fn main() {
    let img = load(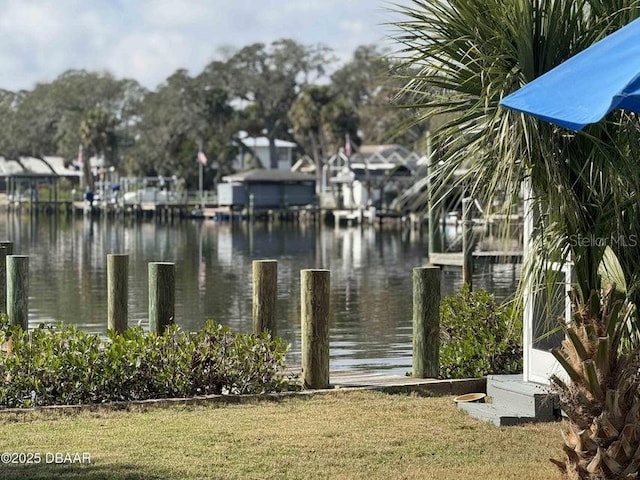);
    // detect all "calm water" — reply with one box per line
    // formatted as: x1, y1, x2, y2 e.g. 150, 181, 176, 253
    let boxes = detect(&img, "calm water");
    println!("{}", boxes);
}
1, 213, 519, 375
